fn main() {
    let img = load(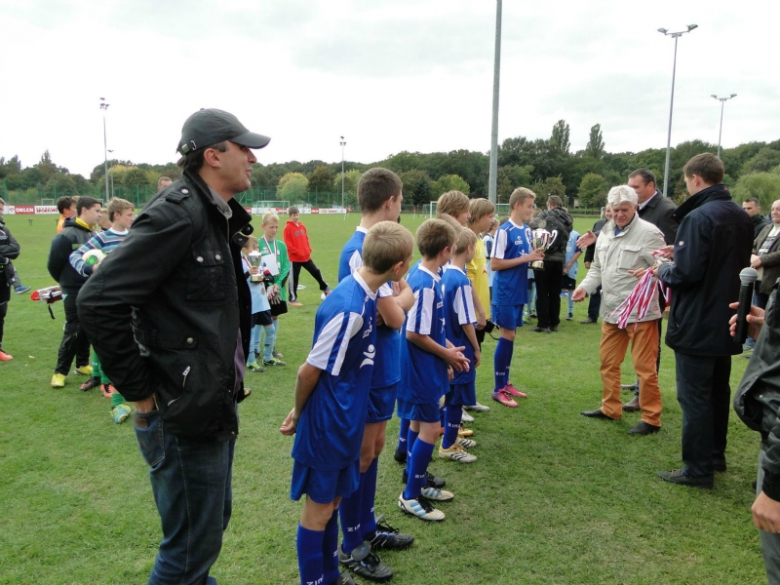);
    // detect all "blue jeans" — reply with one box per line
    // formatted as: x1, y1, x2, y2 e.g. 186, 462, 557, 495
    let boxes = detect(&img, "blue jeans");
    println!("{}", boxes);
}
135, 409, 235, 585
674, 352, 731, 479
